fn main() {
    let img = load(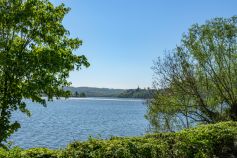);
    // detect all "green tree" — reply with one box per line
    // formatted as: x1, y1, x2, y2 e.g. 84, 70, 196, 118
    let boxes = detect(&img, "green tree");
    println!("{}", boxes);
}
74, 91, 79, 97
79, 92, 86, 97
146, 16, 237, 132
0, 0, 89, 147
